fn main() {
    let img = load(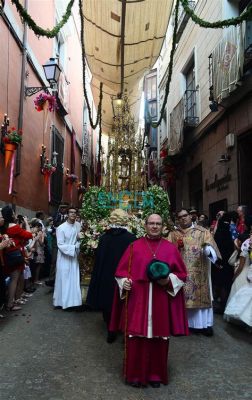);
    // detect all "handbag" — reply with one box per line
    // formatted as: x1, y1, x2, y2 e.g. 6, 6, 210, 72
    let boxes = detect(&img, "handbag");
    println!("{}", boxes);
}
146, 260, 170, 281
228, 250, 239, 267
4, 248, 25, 268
